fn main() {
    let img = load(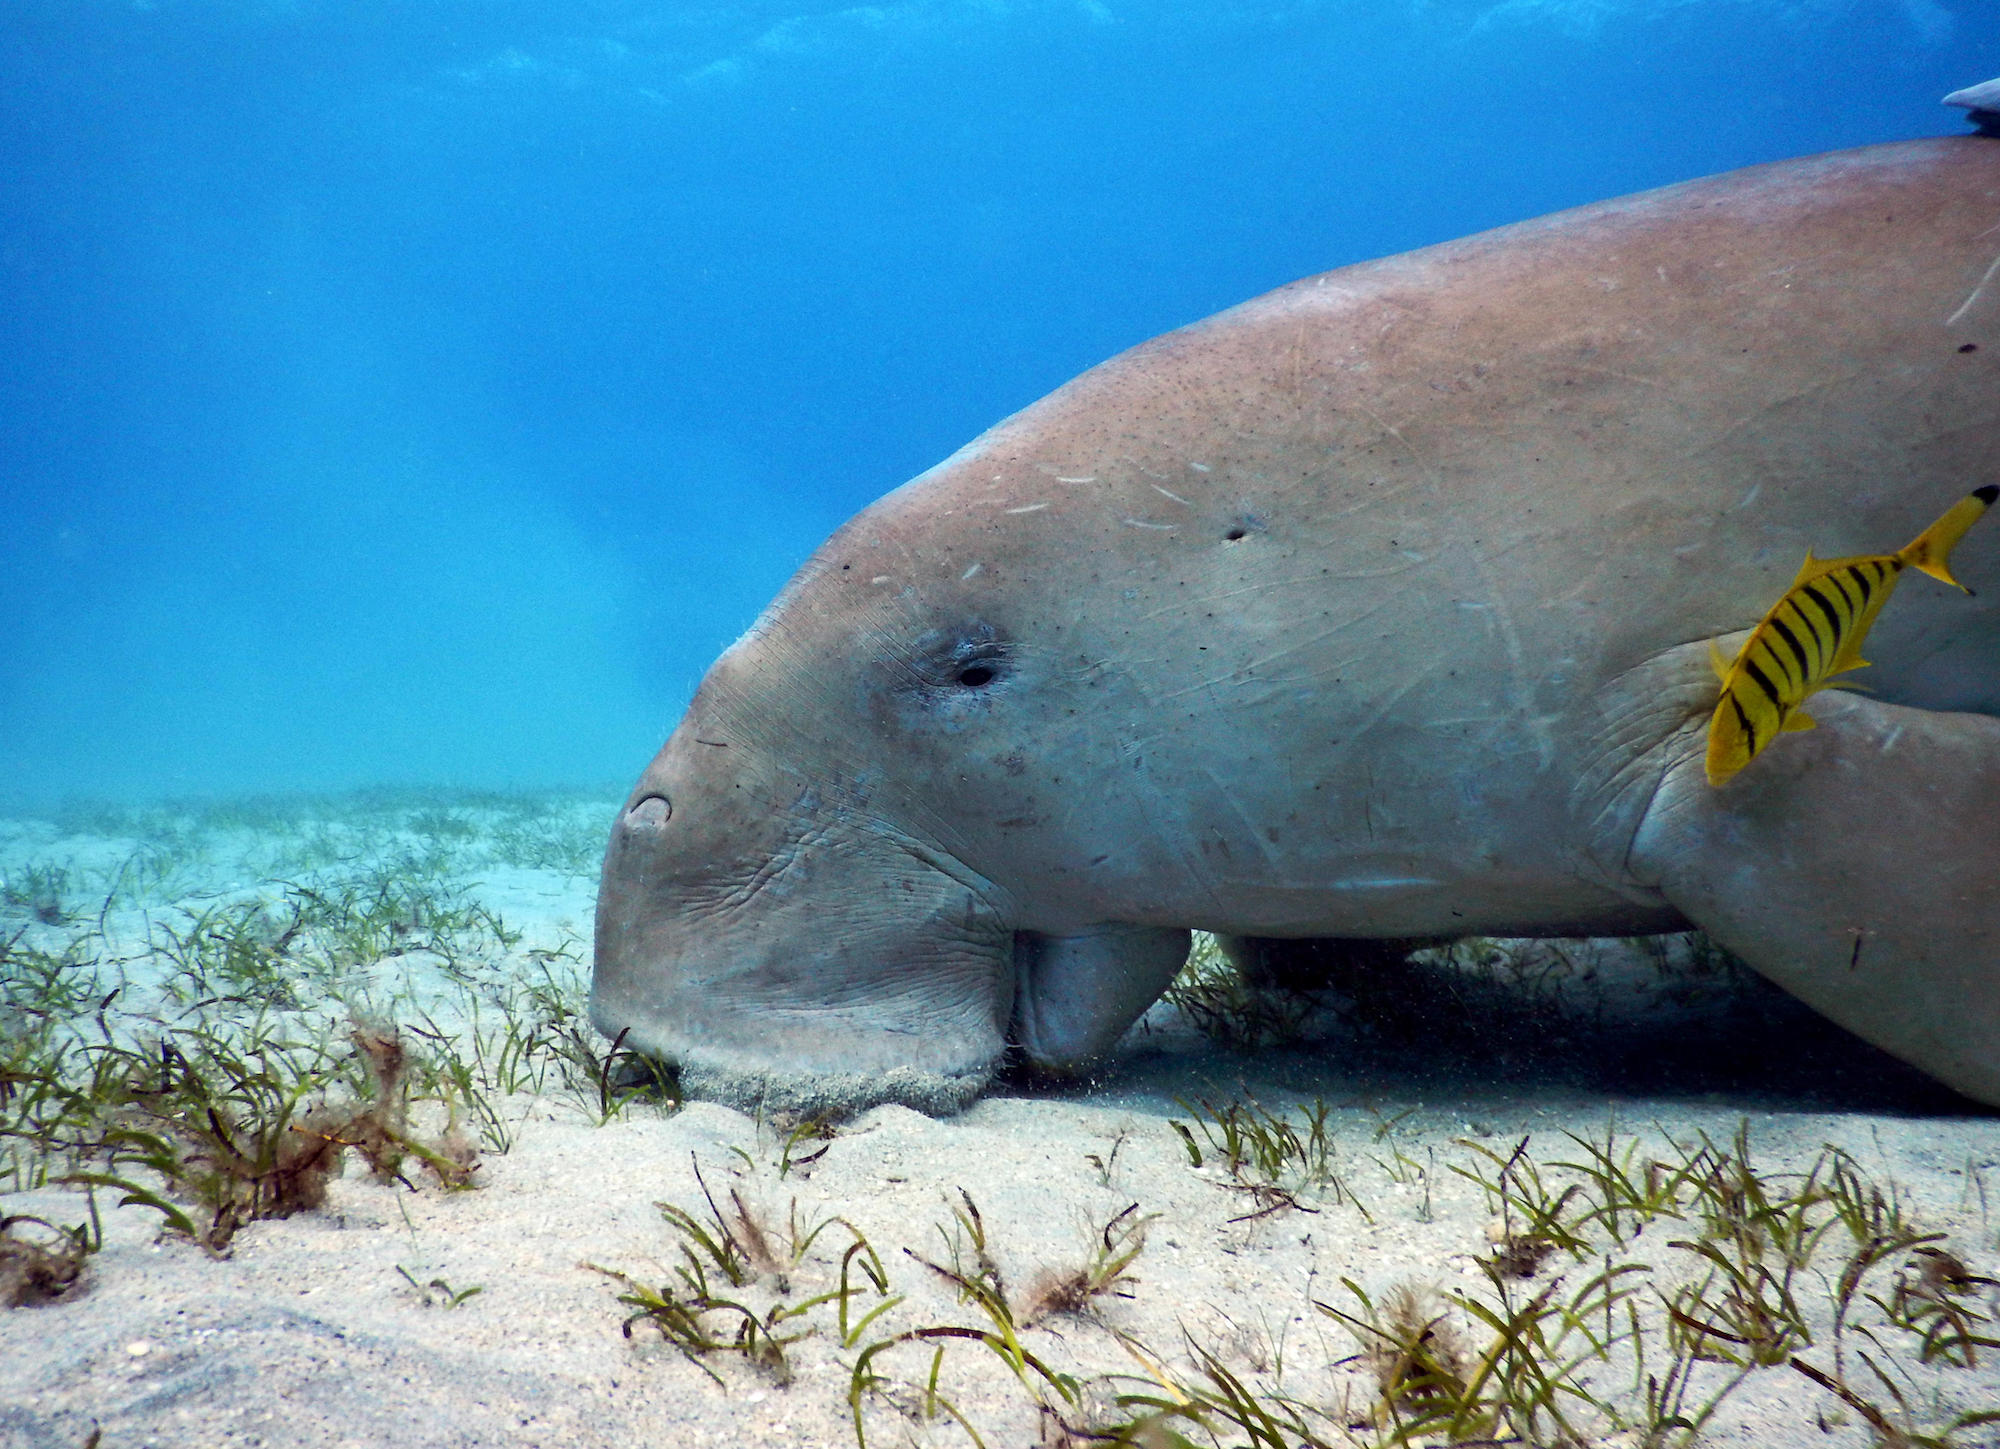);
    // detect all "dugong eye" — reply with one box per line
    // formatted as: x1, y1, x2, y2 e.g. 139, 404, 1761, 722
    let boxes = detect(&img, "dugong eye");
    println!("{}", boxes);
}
900, 622, 1013, 699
